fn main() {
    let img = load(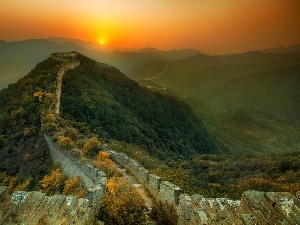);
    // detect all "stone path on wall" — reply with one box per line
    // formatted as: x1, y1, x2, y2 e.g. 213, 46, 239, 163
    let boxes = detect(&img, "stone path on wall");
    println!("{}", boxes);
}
54, 58, 80, 115
117, 166, 154, 221
107, 149, 300, 225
